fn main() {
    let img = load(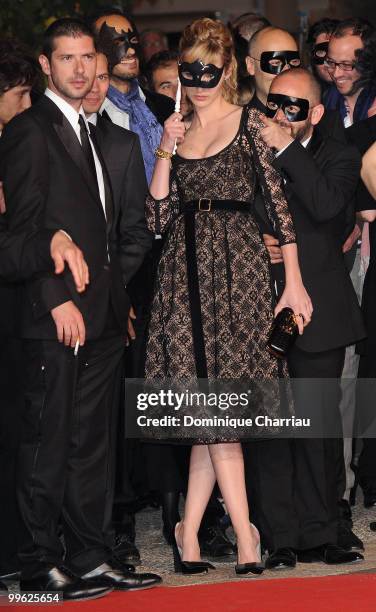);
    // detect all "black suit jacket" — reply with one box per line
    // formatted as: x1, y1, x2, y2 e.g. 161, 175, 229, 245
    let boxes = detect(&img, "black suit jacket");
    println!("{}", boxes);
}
274, 128, 366, 352
0, 95, 129, 340
142, 87, 175, 126
0, 218, 55, 282
0, 220, 56, 337
91, 114, 152, 284
346, 115, 376, 213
